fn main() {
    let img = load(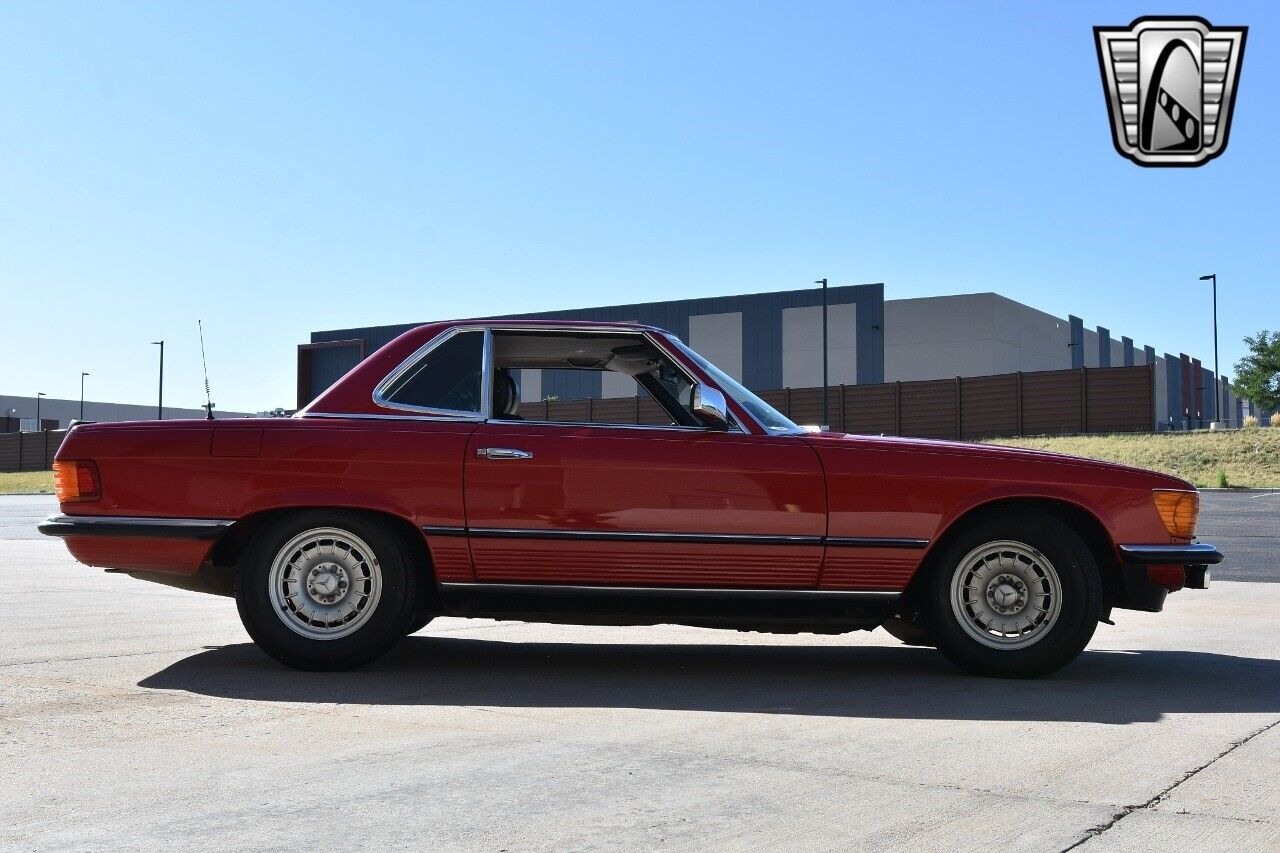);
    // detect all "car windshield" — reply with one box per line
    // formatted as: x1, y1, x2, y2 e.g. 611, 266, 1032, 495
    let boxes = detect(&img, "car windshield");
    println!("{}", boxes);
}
665, 334, 803, 434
